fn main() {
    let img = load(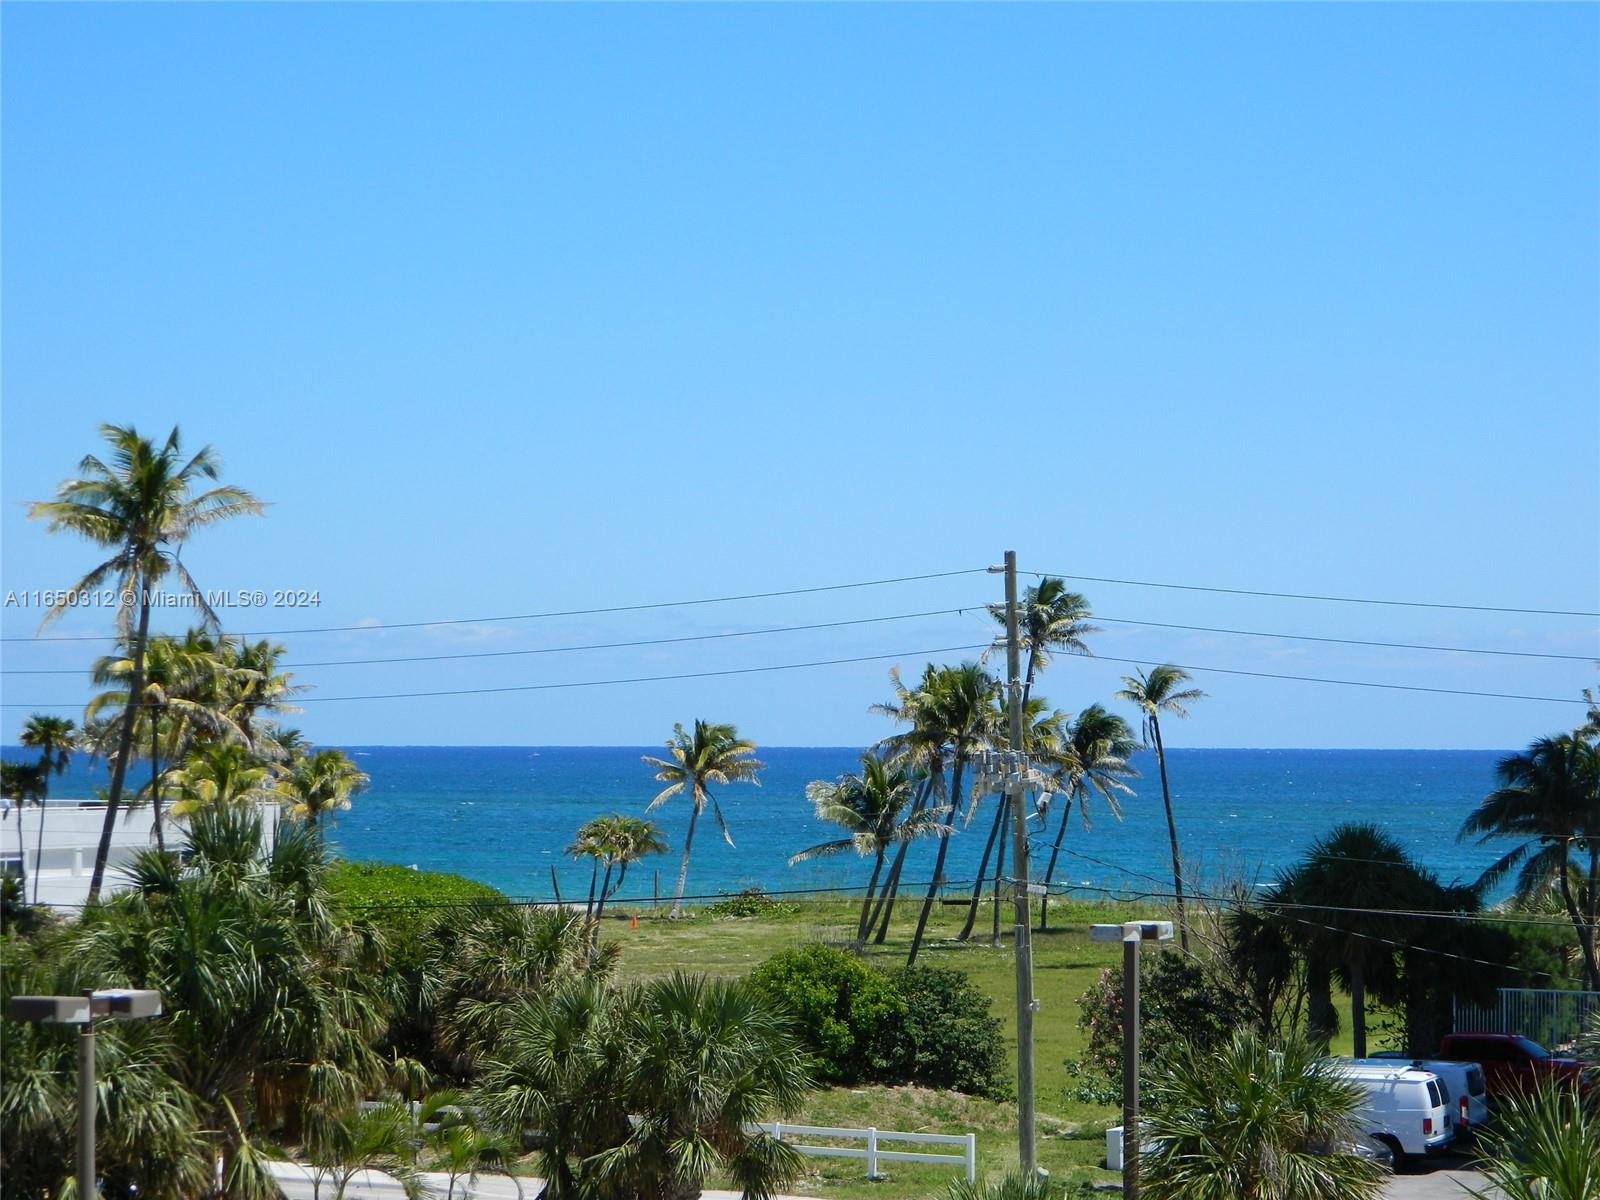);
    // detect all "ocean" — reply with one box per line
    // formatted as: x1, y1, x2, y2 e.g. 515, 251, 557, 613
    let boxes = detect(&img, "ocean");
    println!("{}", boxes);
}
4, 745, 1512, 903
